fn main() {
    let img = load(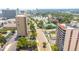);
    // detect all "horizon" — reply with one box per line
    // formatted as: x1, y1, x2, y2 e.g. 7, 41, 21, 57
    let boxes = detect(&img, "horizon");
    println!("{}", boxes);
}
1, 8, 79, 10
